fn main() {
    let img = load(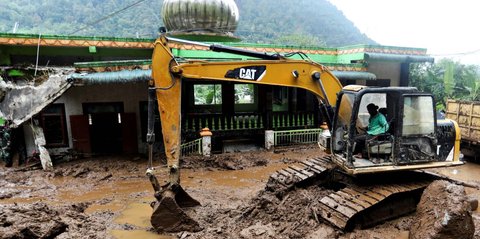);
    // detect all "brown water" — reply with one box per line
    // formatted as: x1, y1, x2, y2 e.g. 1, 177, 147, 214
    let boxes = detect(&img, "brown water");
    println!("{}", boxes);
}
108, 163, 287, 238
